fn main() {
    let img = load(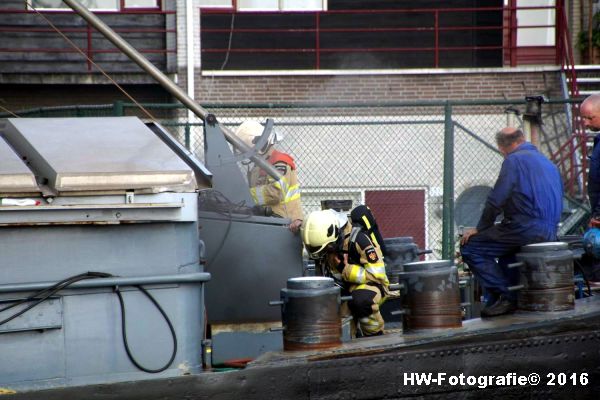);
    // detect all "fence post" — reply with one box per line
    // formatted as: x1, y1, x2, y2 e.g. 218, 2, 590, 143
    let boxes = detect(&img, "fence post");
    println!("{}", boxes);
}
113, 100, 124, 116
185, 124, 191, 150
442, 102, 455, 260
